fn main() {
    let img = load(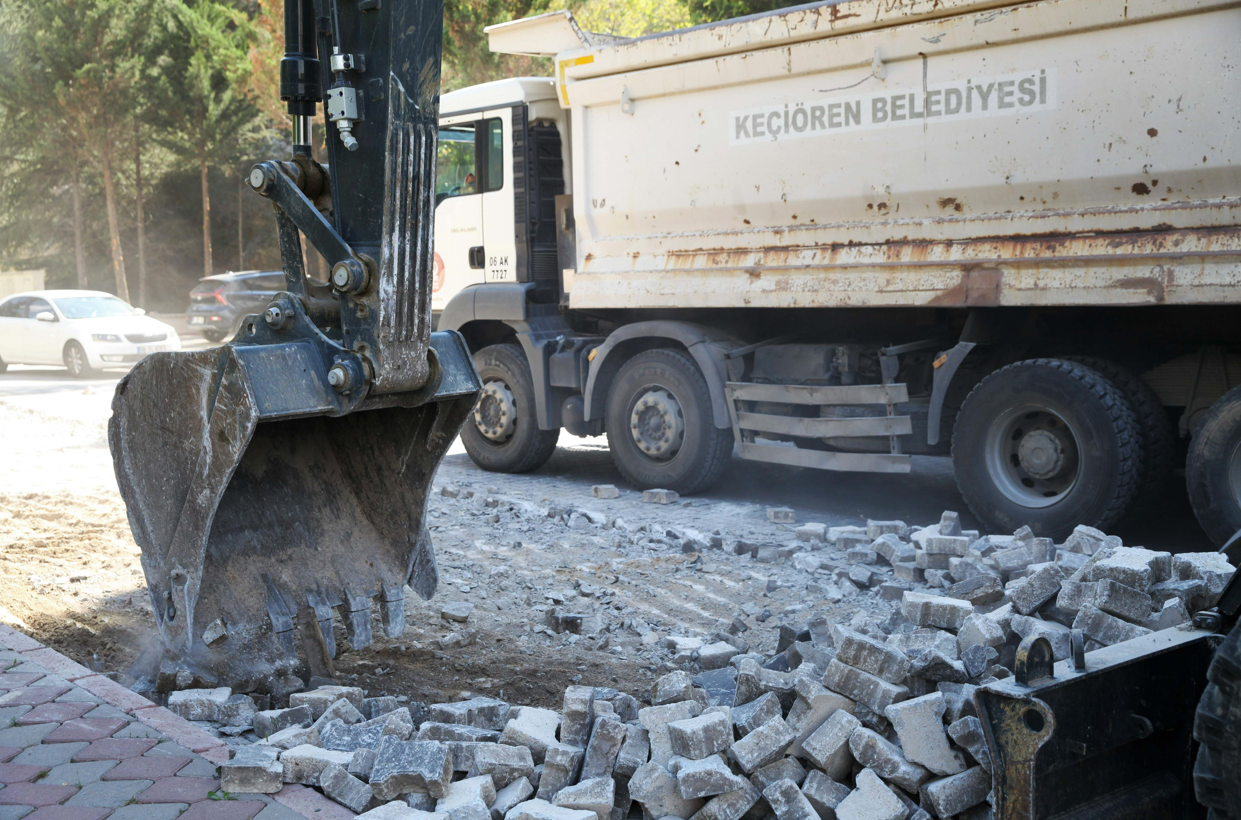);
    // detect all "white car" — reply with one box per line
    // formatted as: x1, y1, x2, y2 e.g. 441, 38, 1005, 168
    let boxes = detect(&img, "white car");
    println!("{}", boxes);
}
0, 289, 182, 378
